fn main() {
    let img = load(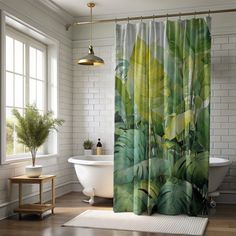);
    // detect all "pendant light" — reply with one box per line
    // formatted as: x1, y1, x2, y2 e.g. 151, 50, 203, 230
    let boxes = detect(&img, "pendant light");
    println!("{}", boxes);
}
78, 2, 104, 66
